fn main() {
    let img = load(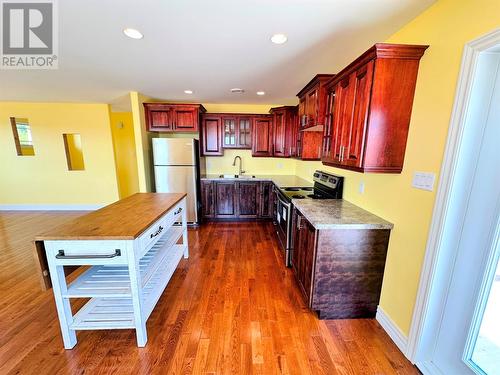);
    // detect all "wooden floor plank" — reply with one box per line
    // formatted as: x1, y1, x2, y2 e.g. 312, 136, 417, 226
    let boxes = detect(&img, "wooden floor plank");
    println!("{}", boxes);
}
0, 213, 419, 374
